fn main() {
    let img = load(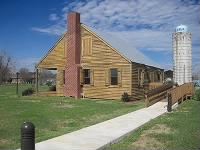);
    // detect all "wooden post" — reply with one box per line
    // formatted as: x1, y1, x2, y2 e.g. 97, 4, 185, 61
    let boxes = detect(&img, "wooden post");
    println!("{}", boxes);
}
145, 91, 149, 107
178, 97, 182, 104
167, 93, 172, 112
36, 69, 39, 96
33, 72, 36, 87
16, 72, 19, 96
